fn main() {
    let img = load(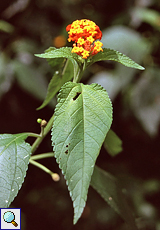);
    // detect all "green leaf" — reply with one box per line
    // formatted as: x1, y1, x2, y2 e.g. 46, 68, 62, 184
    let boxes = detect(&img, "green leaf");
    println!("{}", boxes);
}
90, 166, 138, 230
51, 82, 112, 224
37, 59, 74, 110
35, 47, 82, 81
104, 129, 123, 156
35, 47, 74, 59
13, 60, 48, 102
130, 67, 160, 136
133, 8, 160, 31
87, 48, 145, 70
0, 20, 14, 33
0, 133, 31, 208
